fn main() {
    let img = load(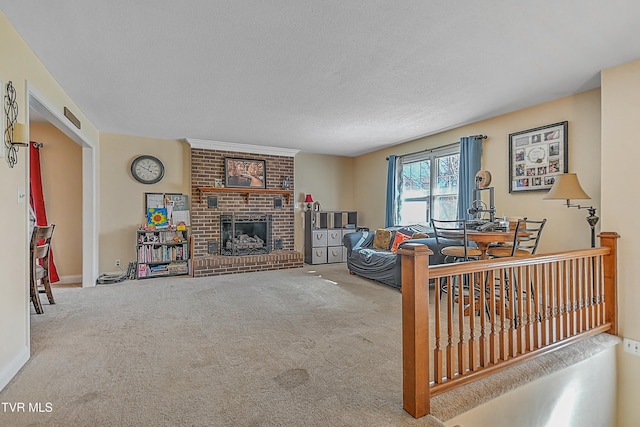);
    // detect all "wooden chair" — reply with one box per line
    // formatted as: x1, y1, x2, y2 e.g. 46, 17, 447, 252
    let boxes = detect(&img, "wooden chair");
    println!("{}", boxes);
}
30, 224, 56, 314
